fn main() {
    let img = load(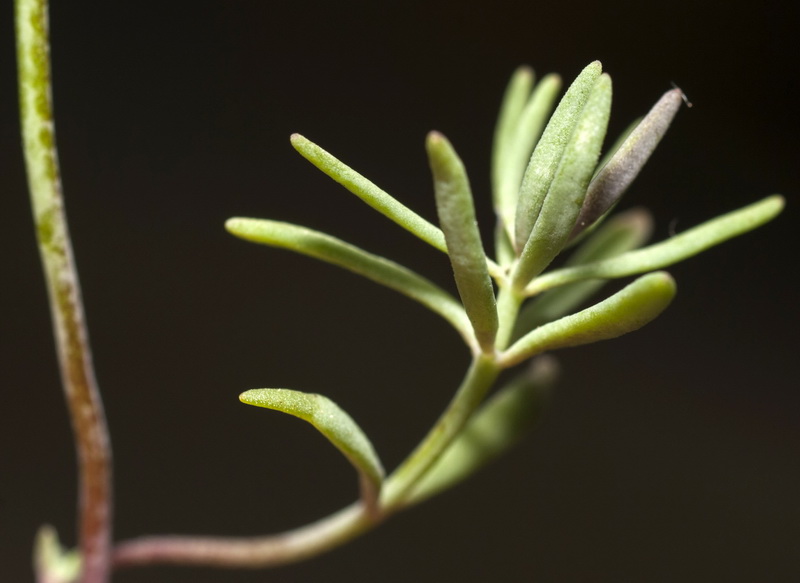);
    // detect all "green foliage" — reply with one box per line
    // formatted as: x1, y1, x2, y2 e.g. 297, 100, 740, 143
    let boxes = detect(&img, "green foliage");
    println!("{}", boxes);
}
229, 59, 784, 530
20, 12, 784, 569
